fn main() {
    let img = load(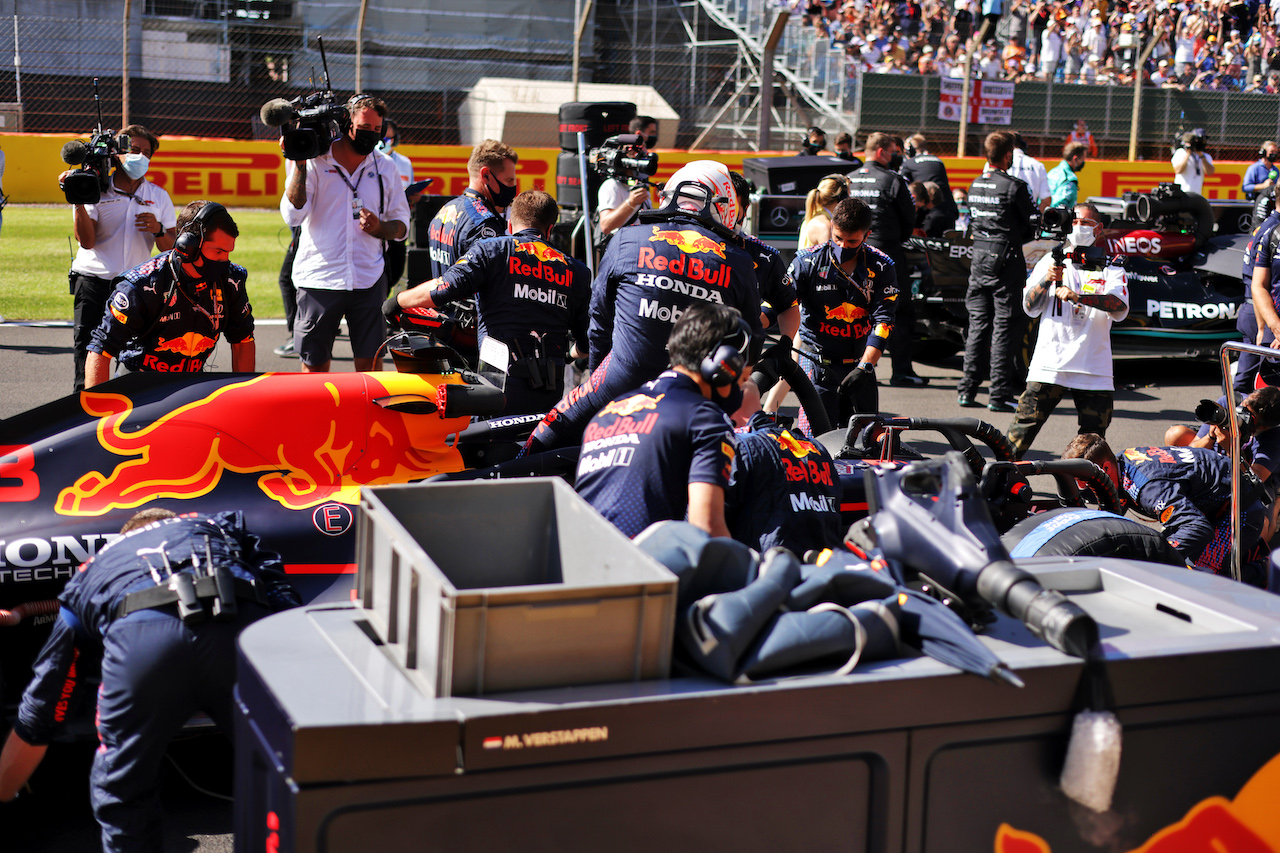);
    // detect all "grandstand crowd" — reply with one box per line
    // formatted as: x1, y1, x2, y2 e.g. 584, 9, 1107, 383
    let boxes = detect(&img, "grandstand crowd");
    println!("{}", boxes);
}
785, 0, 1280, 92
